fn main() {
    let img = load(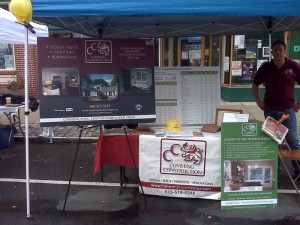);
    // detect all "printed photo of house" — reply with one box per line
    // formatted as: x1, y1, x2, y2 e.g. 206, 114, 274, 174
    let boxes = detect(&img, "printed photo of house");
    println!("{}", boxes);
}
118, 68, 153, 95
81, 74, 118, 101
